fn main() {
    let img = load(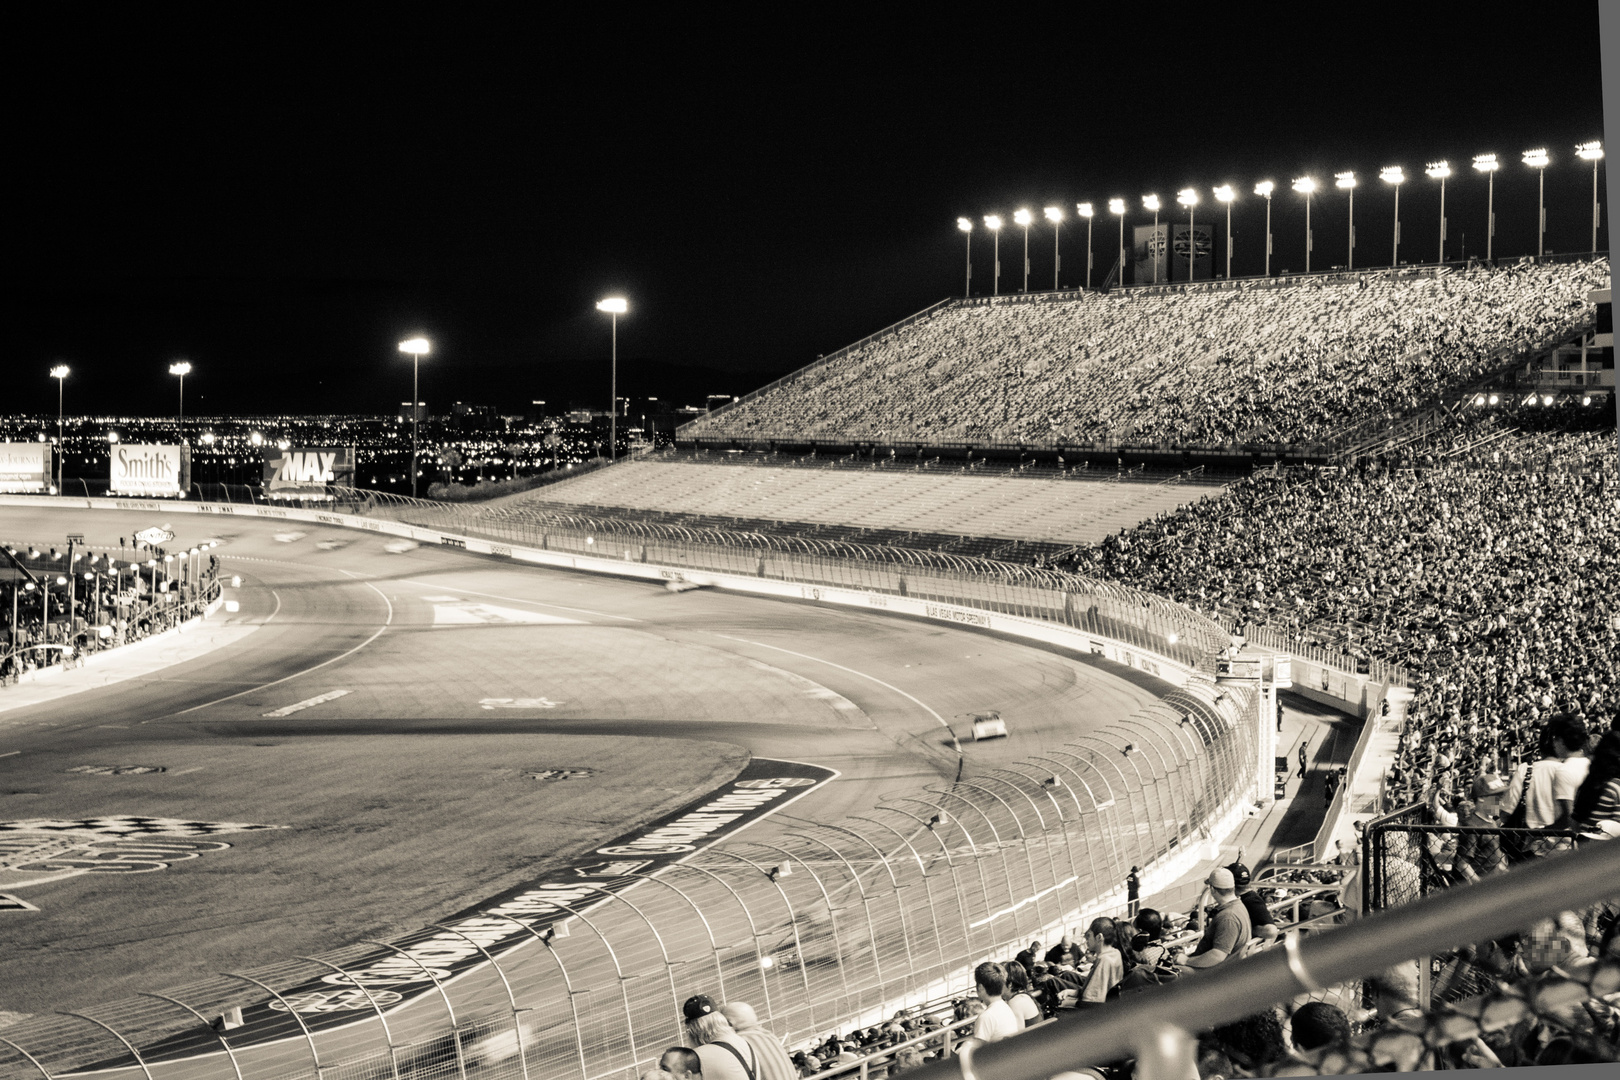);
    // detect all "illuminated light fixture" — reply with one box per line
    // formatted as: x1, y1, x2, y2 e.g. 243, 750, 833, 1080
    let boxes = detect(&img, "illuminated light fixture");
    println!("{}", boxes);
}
1076, 202, 1096, 289
249, 431, 264, 446
595, 300, 628, 461
983, 215, 1003, 295
1334, 171, 1357, 190
1488, 394, 1499, 406
1522, 147, 1549, 169
1380, 166, 1406, 267
956, 217, 973, 298
1577, 141, 1604, 252
49, 364, 69, 491
1426, 160, 1452, 263
1175, 189, 1199, 283
397, 337, 431, 495
1292, 177, 1317, 272
1013, 208, 1034, 292
1254, 181, 1275, 275
1522, 148, 1551, 255
1473, 154, 1500, 260
1142, 195, 1162, 283
1044, 206, 1064, 290
1108, 200, 1126, 290
1541, 394, 1554, 406
1474, 394, 1486, 406
1582, 395, 1592, 406
107, 431, 119, 443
